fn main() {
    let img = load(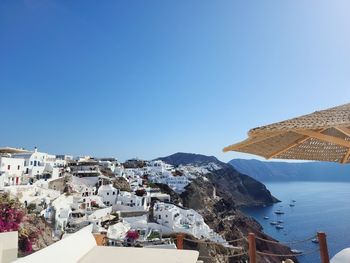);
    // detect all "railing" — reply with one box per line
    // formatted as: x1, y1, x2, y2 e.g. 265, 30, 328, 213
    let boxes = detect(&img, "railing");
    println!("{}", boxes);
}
175, 231, 330, 263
